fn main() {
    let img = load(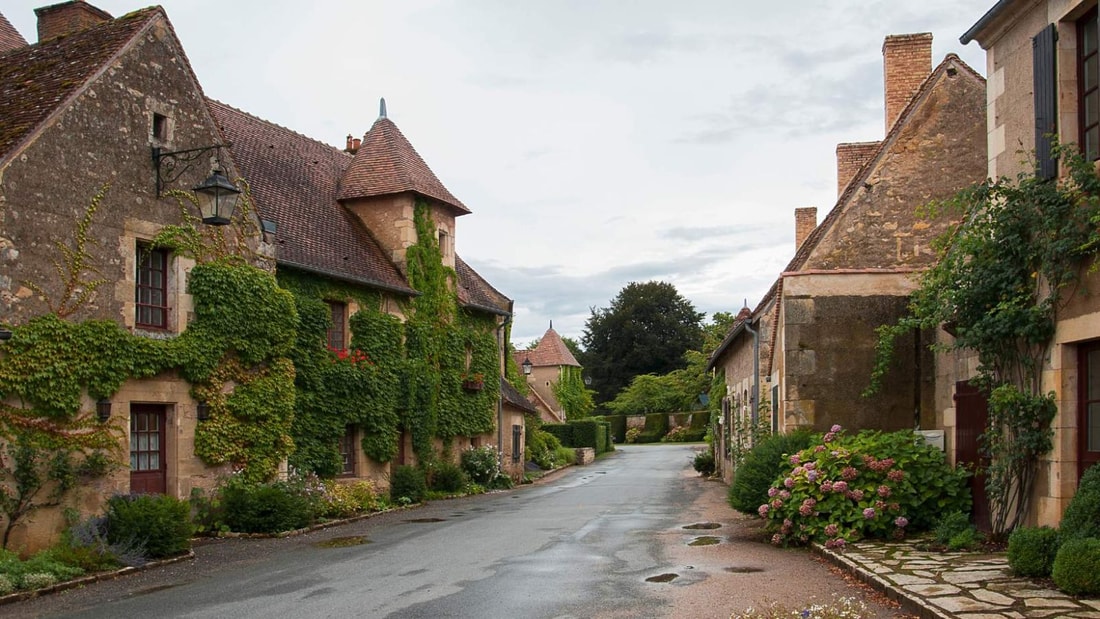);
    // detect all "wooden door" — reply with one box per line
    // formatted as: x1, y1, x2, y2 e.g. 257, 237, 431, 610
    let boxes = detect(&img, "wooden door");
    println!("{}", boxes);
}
130, 404, 166, 495
954, 381, 991, 531
1079, 342, 1100, 479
